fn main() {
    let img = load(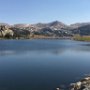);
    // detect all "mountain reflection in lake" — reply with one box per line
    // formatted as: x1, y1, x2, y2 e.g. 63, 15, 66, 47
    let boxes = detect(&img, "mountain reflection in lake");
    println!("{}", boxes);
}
0, 40, 90, 90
